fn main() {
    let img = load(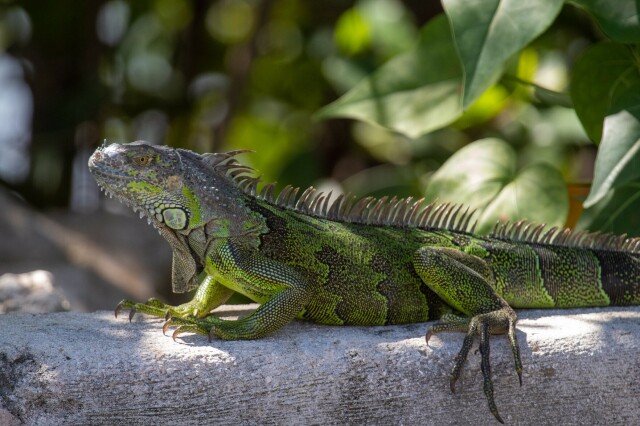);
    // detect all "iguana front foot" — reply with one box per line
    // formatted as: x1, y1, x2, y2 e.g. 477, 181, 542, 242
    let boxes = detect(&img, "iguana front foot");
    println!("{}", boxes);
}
114, 276, 235, 322
426, 307, 522, 424
114, 297, 213, 321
